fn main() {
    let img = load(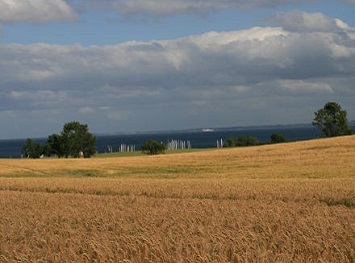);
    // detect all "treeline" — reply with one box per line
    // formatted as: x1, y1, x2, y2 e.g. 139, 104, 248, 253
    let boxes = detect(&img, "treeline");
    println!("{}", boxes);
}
223, 133, 286, 148
21, 101, 353, 158
22, 121, 96, 159
225, 101, 354, 148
